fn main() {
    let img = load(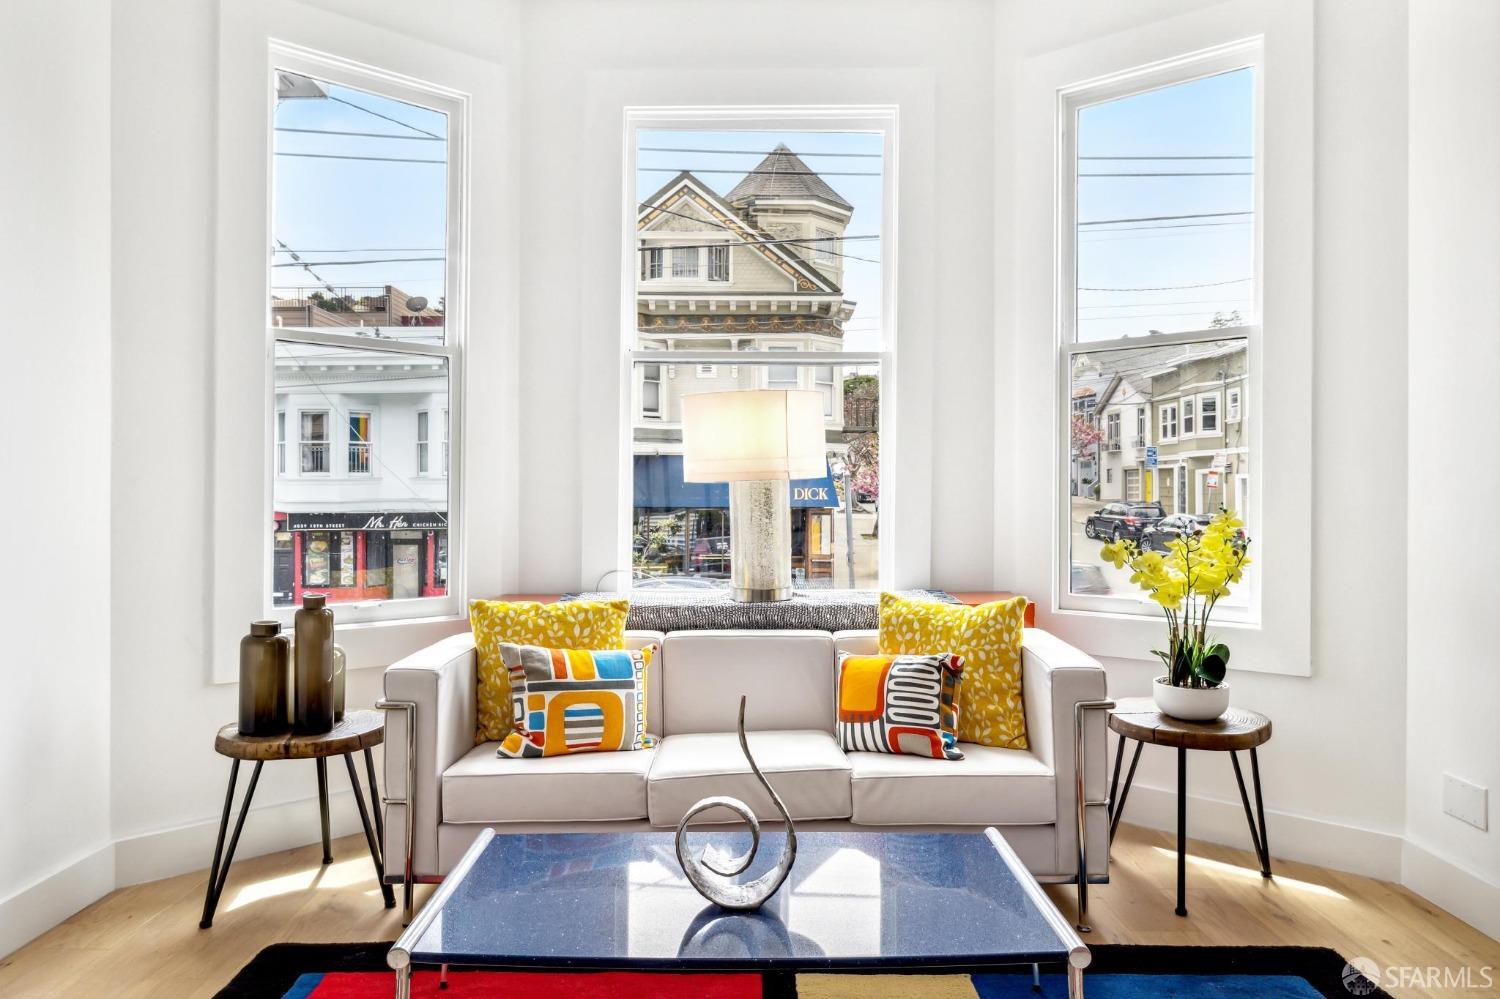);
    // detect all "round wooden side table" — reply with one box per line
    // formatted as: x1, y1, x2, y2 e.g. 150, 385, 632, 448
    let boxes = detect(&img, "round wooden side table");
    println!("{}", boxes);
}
1107, 697, 1273, 918
200, 709, 394, 928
